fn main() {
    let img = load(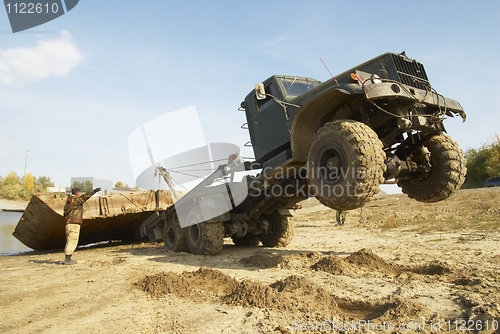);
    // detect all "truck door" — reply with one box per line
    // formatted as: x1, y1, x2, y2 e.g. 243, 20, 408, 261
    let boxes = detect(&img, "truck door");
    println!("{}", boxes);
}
251, 81, 291, 163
